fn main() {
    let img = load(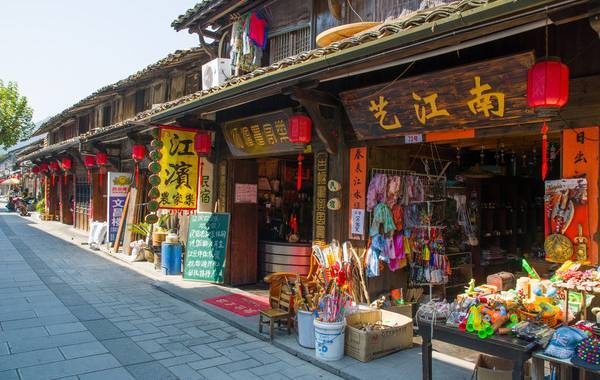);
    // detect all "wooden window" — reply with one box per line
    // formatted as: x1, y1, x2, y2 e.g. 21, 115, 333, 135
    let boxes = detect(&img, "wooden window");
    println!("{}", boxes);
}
134, 89, 146, 114
78, 114, 90, 135
102, 105, 112, 127
268, 26, 311, 64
